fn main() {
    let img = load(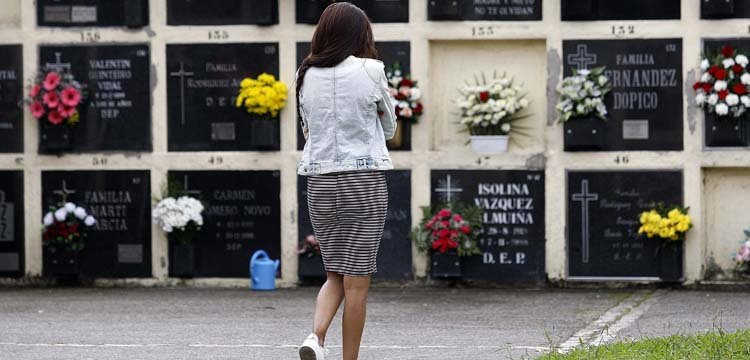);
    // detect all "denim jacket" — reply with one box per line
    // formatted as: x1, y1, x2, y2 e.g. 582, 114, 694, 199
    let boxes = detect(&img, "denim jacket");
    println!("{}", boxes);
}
297, 55, 397, 175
